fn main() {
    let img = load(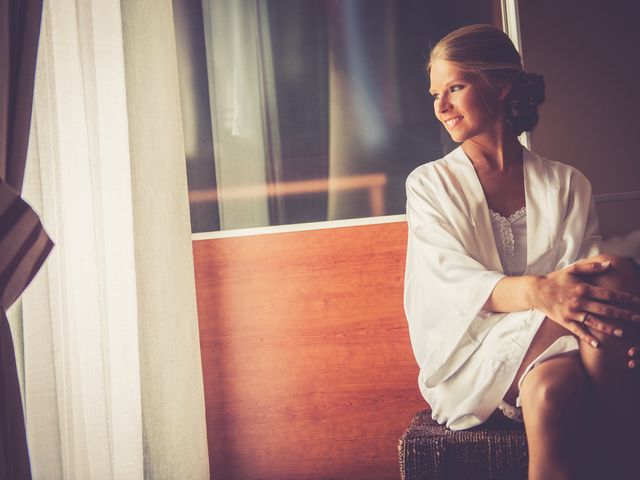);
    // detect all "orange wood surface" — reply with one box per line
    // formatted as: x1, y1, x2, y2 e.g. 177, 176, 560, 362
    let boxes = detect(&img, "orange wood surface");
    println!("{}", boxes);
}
193, 221, 427, 479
